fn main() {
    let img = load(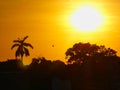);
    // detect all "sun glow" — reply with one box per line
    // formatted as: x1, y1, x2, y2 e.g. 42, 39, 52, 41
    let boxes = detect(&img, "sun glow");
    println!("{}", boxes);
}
70, 5, 104, 32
